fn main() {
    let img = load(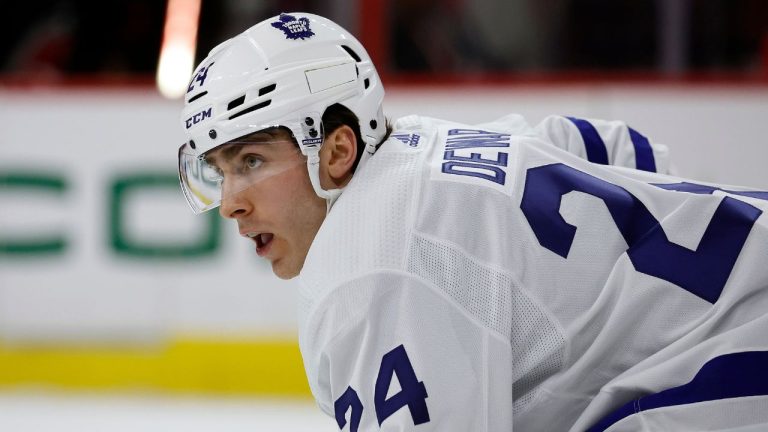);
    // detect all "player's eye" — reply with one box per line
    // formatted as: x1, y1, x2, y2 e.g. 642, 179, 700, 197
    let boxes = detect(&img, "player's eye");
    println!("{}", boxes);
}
243, 155, 263, 171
